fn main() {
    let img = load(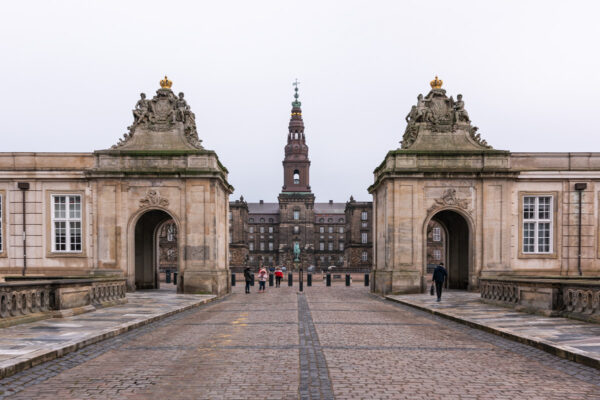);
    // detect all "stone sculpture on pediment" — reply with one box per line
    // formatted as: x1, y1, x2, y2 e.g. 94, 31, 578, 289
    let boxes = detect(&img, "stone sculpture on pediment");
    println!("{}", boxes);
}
111, 77, 204, 150
400, 76, 494, 151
